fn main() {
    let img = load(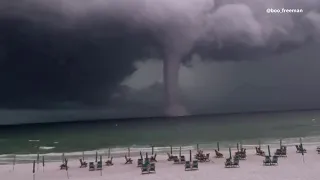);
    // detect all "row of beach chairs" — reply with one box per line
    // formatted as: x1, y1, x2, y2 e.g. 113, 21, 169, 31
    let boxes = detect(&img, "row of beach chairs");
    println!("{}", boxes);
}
225, 157, 239, 168
185, 161, 198, 171
263, 156, 278, 166
235, 148, 247, 160
141, 163, 156, 174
